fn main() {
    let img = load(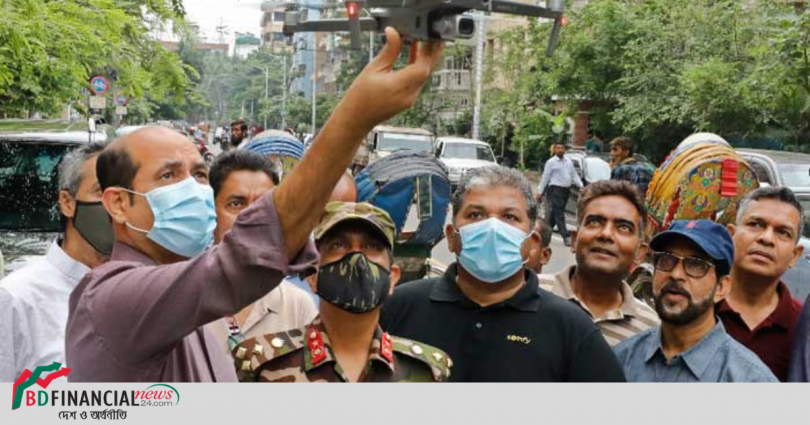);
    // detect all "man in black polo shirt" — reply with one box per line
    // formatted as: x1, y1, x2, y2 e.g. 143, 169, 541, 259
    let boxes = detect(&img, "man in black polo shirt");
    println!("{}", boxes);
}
381, 166, 626, 382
